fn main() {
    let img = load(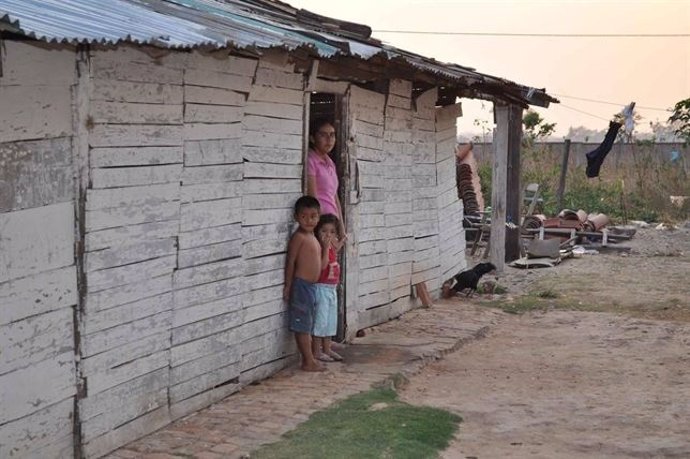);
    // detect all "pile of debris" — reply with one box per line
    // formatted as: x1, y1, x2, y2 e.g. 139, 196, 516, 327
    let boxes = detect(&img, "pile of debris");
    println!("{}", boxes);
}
511, 209, 636, 268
